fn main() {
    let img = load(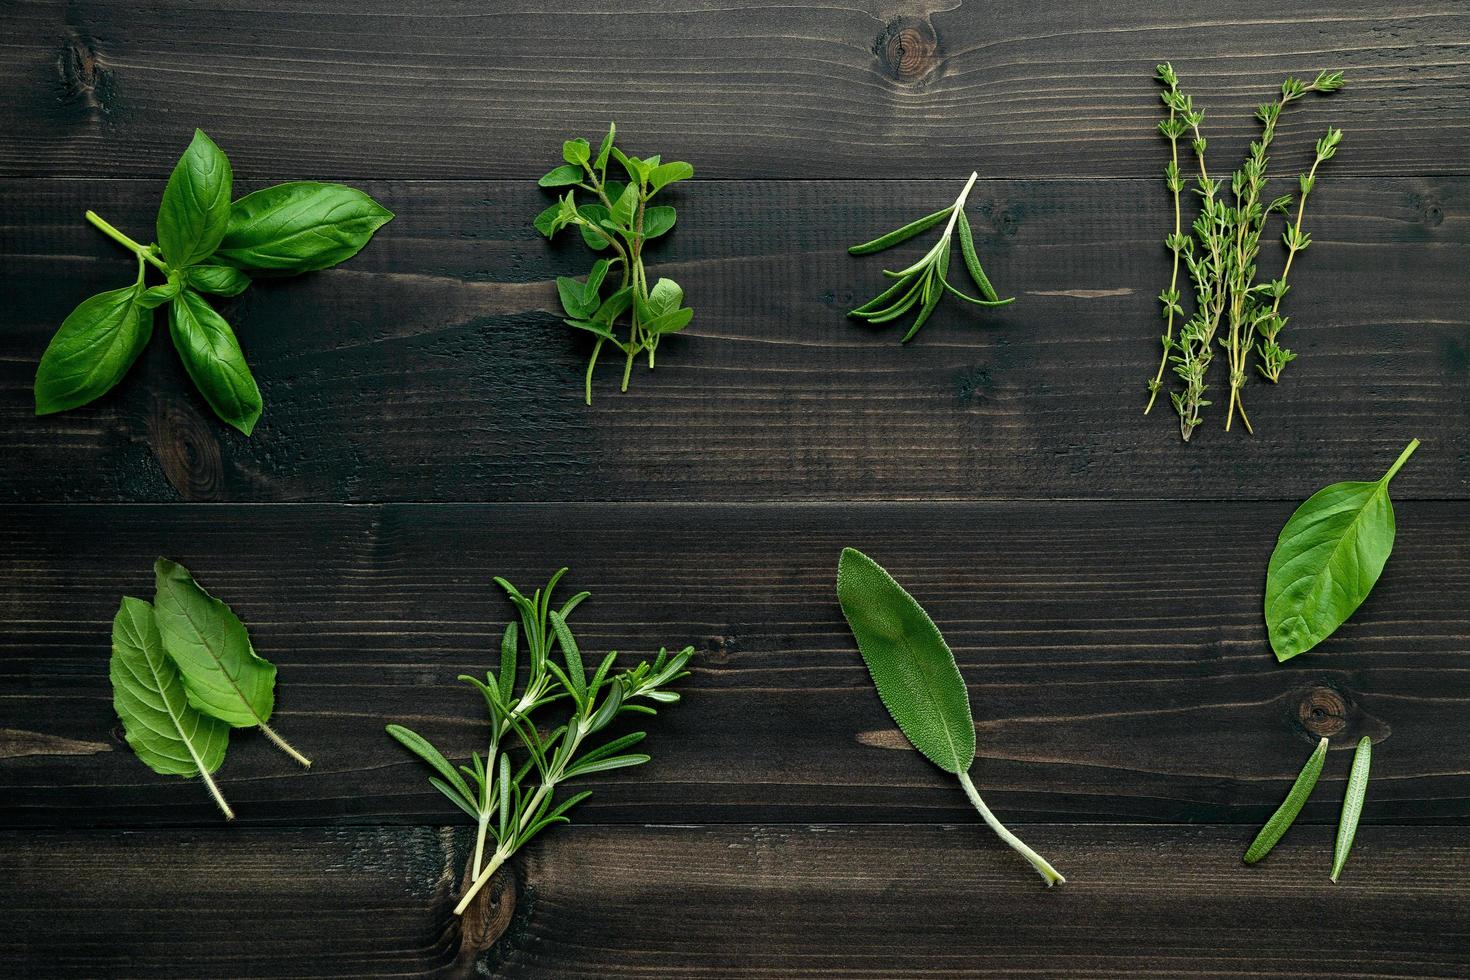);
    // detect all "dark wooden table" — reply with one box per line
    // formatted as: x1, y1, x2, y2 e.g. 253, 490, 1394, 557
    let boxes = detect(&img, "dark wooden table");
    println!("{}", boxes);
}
3, 2, 1468, 976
